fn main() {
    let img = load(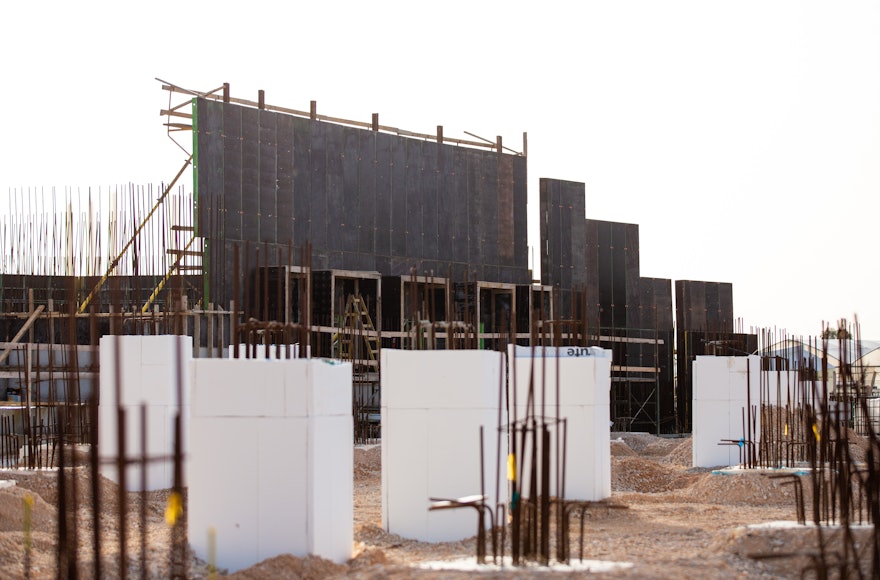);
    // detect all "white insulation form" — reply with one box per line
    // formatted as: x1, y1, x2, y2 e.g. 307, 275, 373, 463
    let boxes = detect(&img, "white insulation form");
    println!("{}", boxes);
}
509, 345, 612, 501
187, 358, 353, 573
381, 349, 507, 543
692, 355, 761, 468
98, 334, 190, 492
